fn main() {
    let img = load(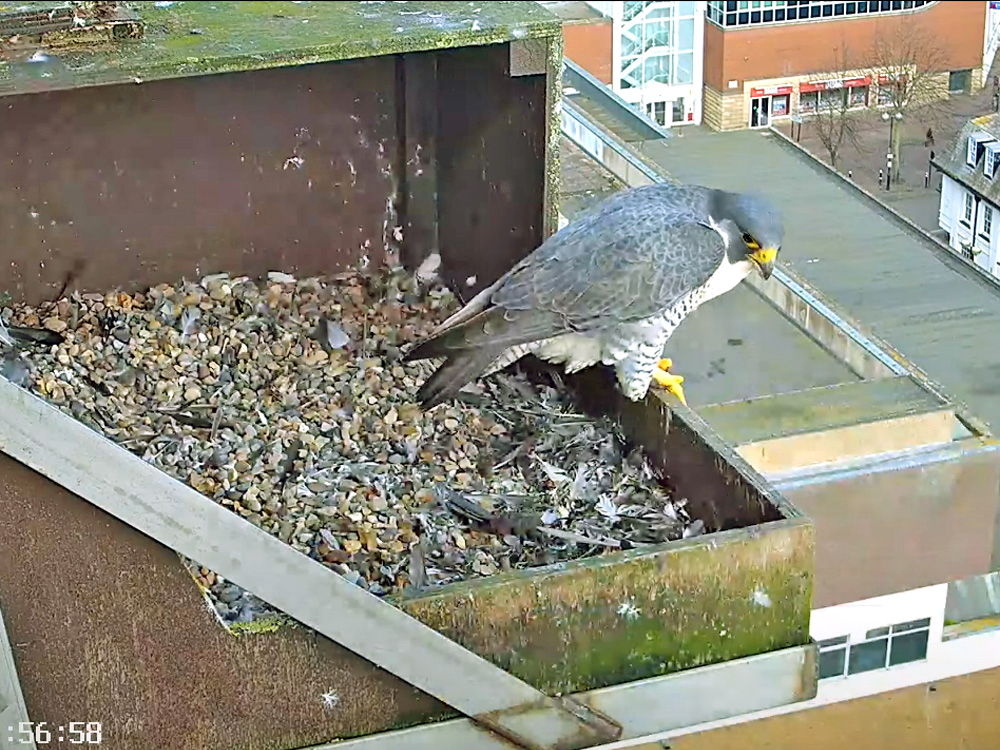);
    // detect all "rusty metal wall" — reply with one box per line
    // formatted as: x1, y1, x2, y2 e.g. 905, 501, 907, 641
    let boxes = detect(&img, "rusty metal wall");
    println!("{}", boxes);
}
0, 43, 548, 306
1, 57, 397, 304
782, 450, 1000, 609
0, 40, 553, 750
435, 44, 547, 297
